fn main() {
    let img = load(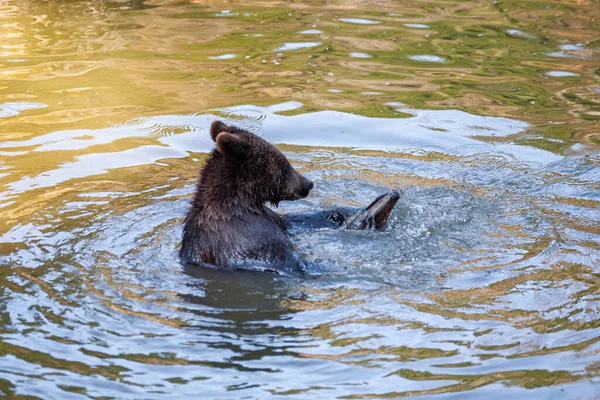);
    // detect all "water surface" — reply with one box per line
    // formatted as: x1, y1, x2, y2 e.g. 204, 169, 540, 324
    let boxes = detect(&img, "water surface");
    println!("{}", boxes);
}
0, 0, 599, 398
